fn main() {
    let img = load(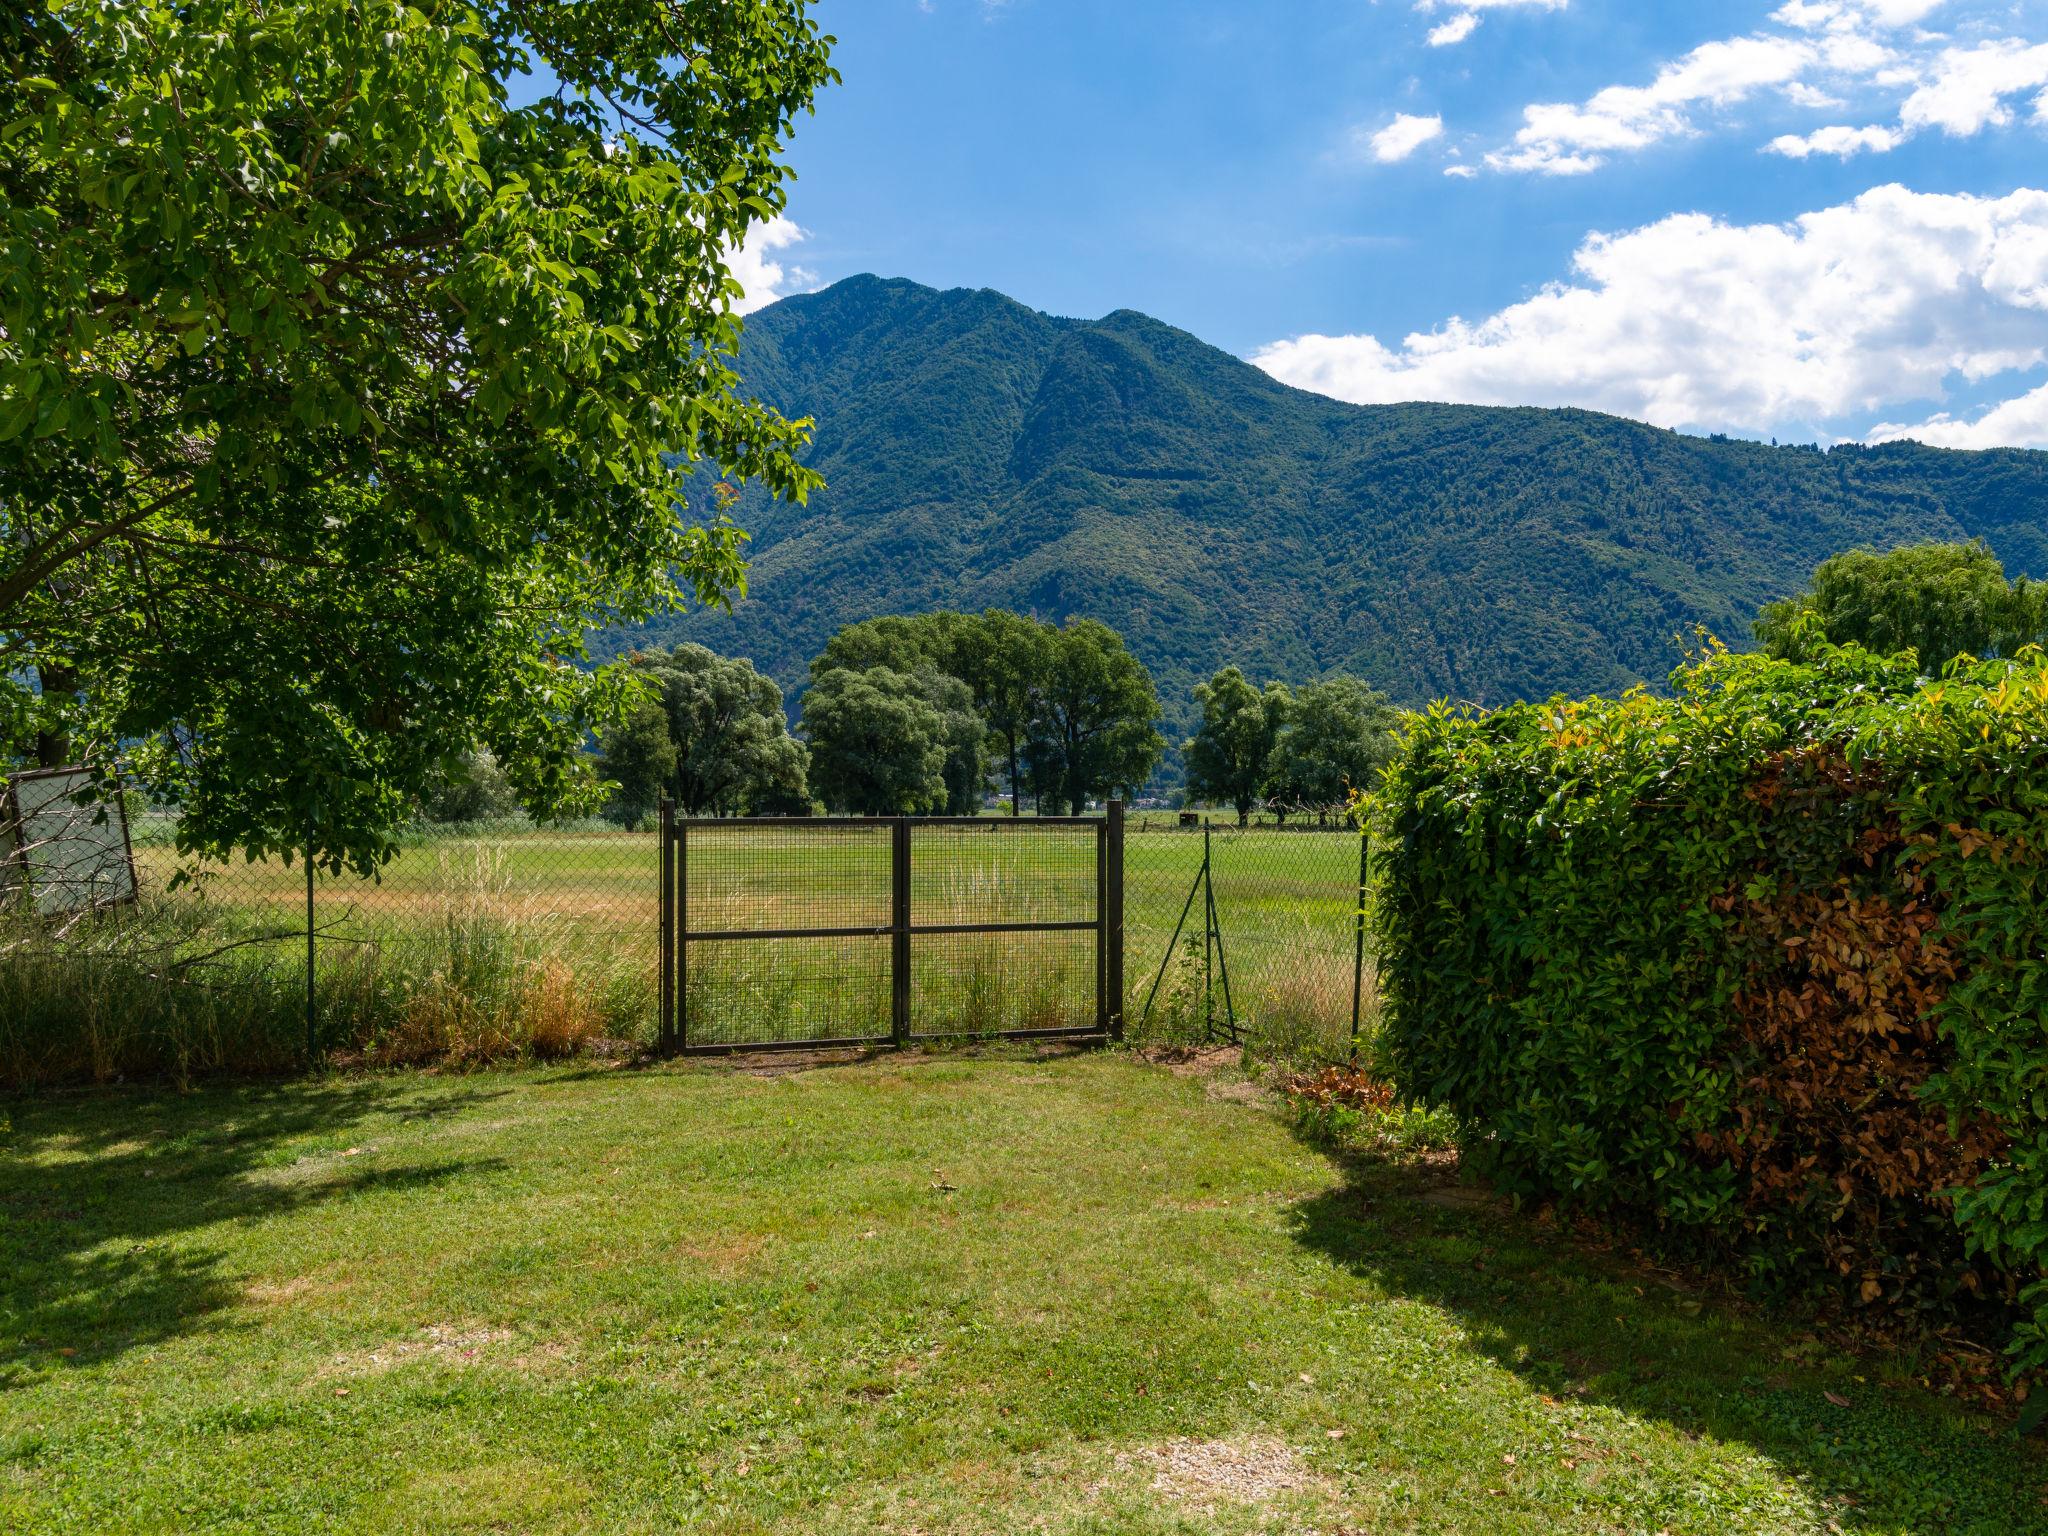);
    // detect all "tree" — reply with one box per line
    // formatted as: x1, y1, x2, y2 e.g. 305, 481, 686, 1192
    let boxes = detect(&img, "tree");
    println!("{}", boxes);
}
1266, 675, 1400, 821
623, 644, 808, 816
595, 698, 677, 828
1030, 621, 1164, 815
419, 748, 524, 825
945, 609, 1053, 816
0, 1, 836, 872
1184, 667, 1290, 826
1755, 541, 2047, 668
800, 667, 948, 815
919, 670, 991, 815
